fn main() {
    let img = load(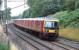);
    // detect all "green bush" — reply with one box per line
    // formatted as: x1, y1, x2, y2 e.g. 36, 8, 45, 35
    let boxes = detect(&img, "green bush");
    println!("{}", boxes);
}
53, 9, 79, 28
0, 42, 9, 50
